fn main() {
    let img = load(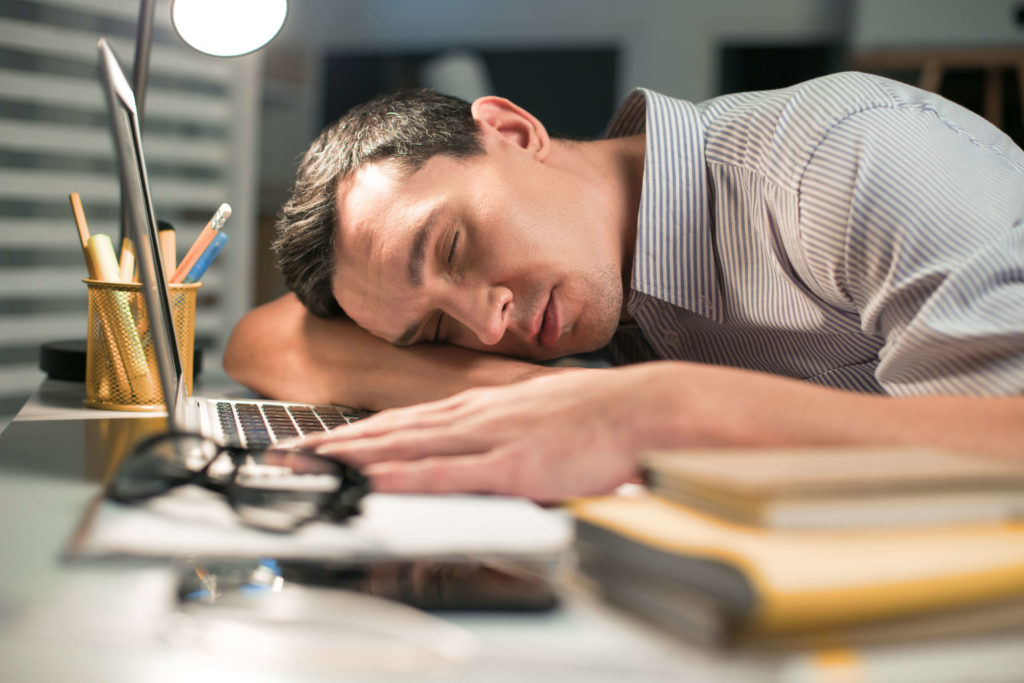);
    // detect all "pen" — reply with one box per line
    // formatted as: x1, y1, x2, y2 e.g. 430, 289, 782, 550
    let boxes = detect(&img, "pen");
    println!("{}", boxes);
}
183, 231, 229, 283
171, 203, 231, 283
